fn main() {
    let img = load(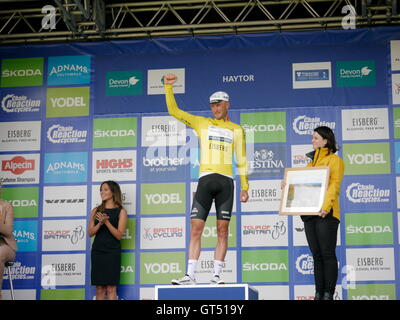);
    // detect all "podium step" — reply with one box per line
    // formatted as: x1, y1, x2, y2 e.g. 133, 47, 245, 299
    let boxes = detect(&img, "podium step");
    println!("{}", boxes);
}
155, 284, 258, 300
